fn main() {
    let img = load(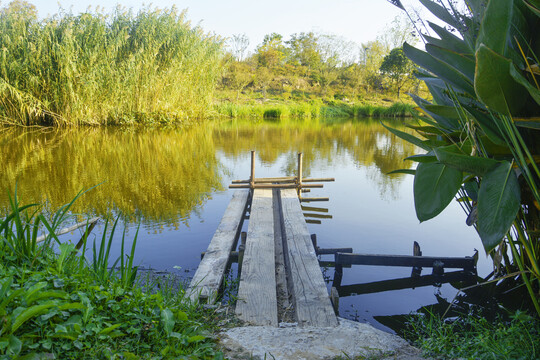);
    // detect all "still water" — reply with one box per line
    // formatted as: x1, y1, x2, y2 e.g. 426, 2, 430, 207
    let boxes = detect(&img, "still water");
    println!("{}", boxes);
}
0, 118, 489, 332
